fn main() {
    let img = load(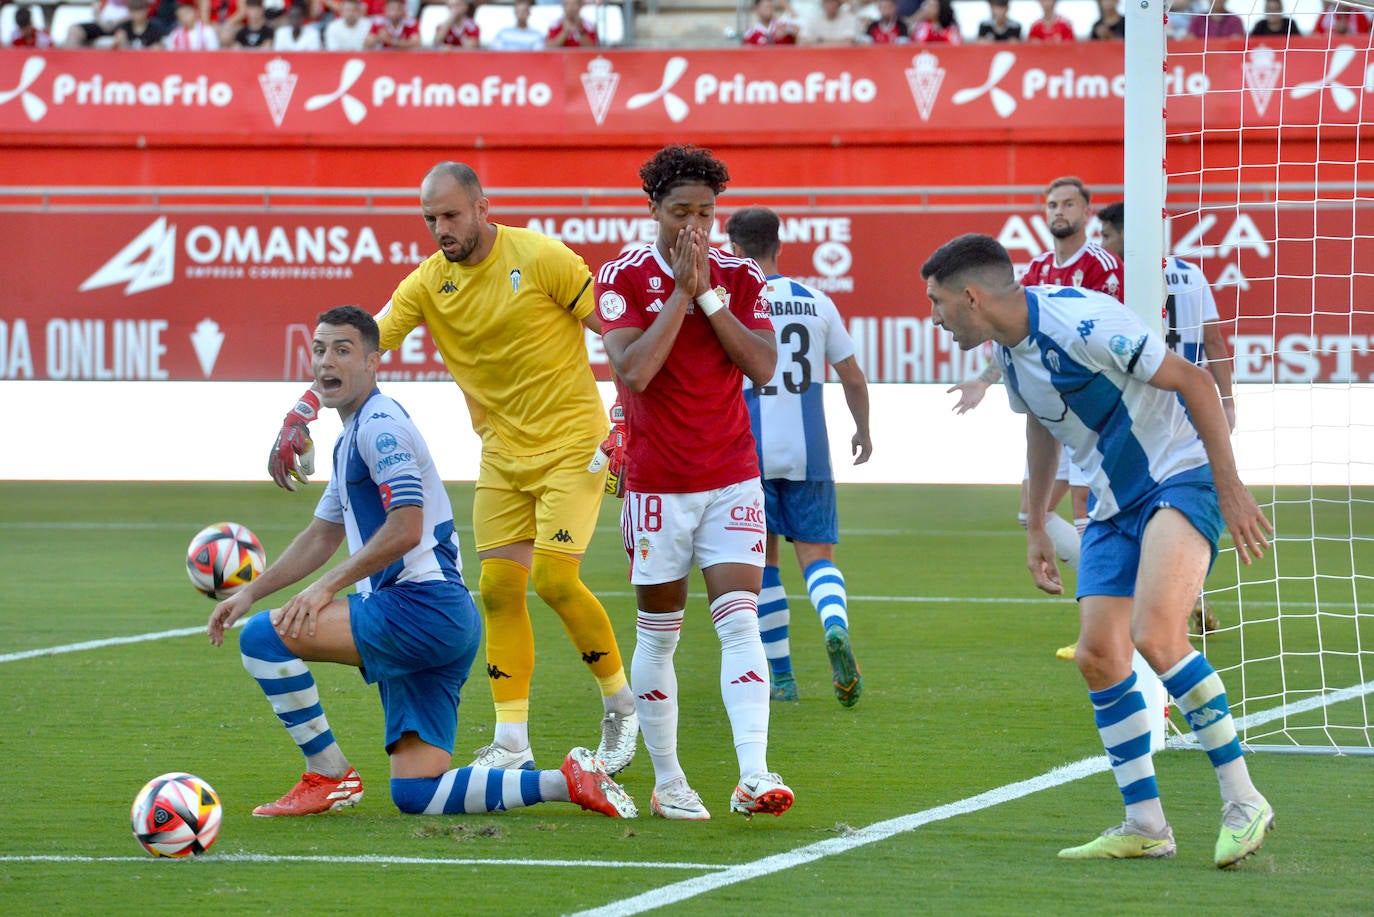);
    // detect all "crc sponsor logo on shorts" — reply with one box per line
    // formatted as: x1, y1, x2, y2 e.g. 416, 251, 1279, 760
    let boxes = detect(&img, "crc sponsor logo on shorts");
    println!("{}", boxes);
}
725, 500, 765, 534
